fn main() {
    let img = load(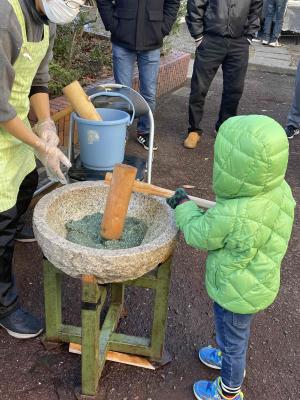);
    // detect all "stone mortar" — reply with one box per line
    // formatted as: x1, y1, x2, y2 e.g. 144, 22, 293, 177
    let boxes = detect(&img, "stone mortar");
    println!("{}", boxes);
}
33, 181, 178, 283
